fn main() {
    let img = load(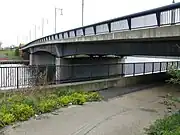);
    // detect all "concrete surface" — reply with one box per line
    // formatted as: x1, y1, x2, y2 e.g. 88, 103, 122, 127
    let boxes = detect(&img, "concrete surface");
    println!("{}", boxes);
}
2, 84, 180, 135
